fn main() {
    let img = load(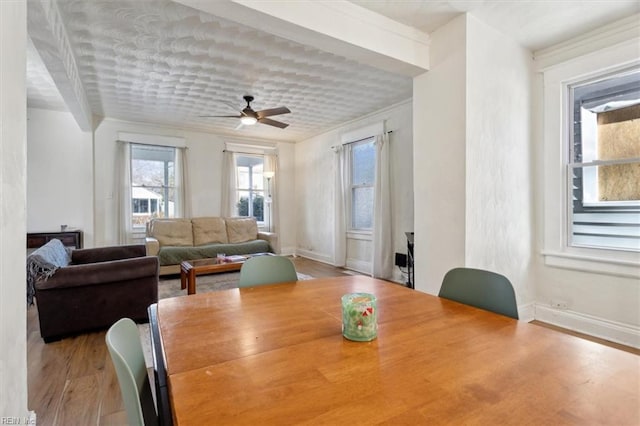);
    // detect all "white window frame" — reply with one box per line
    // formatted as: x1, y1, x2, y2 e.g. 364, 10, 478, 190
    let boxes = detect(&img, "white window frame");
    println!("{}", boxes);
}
234, 154, 268, 227
567, 68, 640, 252
348, 137, 376, 233
130, 143, 177, 229
541, 41, 640, 278
341, 122, 383, 240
